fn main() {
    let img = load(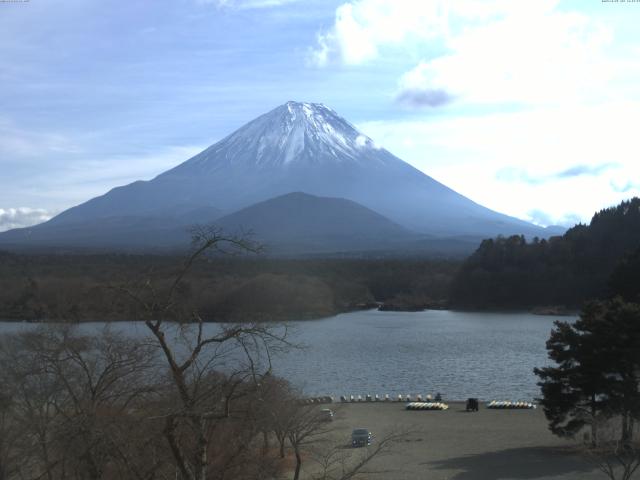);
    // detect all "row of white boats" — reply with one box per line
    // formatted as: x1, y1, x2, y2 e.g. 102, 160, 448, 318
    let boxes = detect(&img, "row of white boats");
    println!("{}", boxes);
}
339, 394, 442, 403
334, 395, 537, 410
486, 400, 537, 409
406, 401, 537, 411
406, 402, 449, 410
